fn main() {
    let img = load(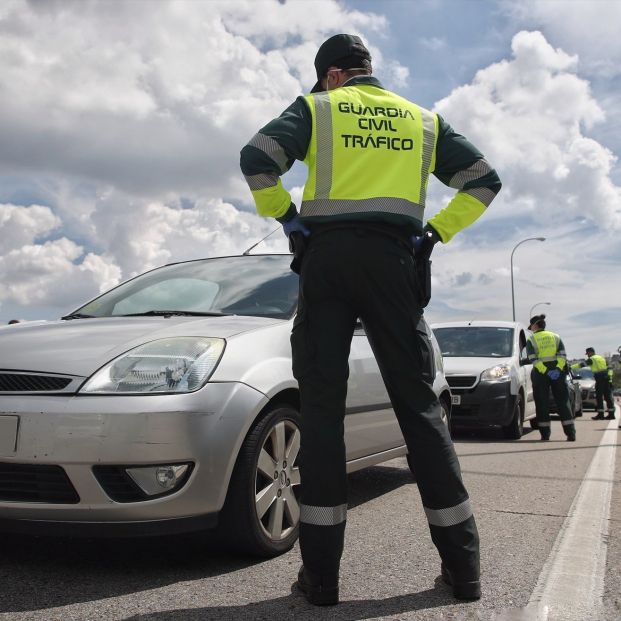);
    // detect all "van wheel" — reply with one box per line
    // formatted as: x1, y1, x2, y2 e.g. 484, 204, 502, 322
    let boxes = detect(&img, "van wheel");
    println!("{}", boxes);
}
502, 394, 524, 439
217, 406, 301, 557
